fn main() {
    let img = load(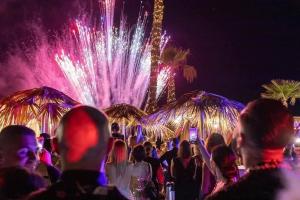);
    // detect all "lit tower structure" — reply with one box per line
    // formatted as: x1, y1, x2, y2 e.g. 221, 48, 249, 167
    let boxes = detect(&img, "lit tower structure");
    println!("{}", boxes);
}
147, 0, 164, 113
